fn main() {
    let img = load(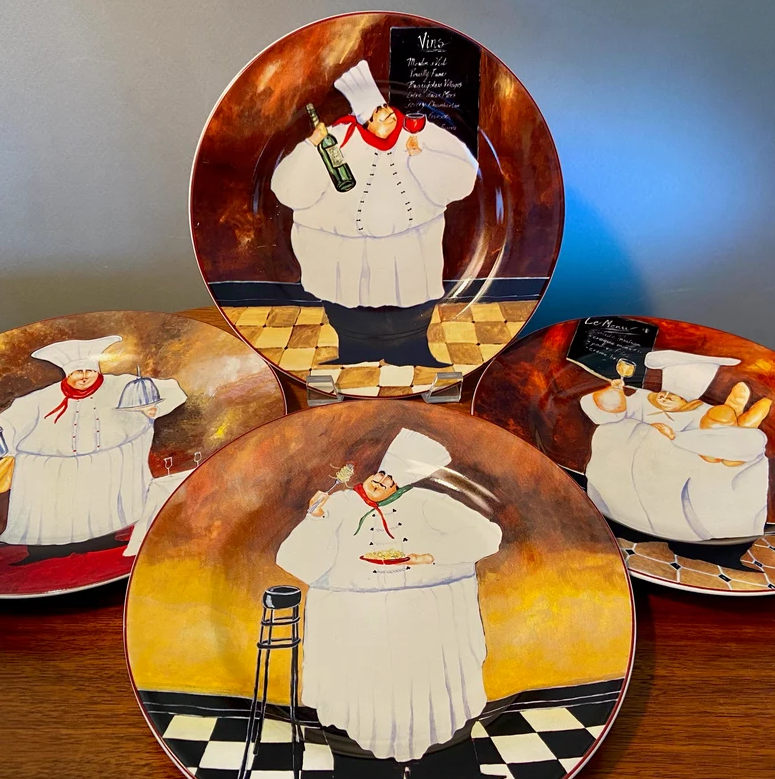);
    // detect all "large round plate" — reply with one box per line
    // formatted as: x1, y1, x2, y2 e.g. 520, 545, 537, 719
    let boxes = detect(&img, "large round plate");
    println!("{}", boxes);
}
473, 316, 775, 595
125, 401, 633, 779
0, 311, 285, 598
190, 12, 563, 398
